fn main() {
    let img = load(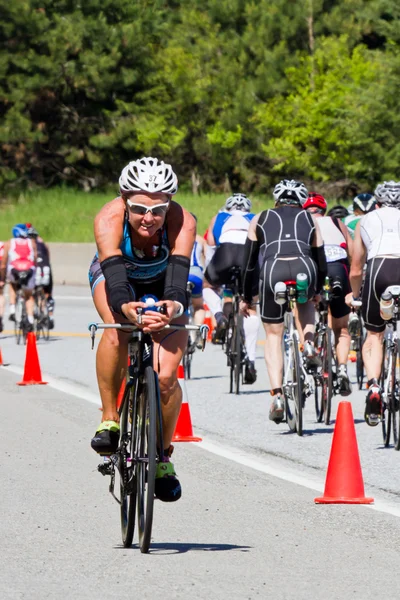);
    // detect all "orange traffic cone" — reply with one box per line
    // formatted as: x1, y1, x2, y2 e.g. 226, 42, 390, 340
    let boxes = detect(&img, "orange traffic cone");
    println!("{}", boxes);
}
0, 346, 4, 366
17, 332, 48, 386
315, 401, 373, 504
172, 364, 202, 442
203, 303, 214, 342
